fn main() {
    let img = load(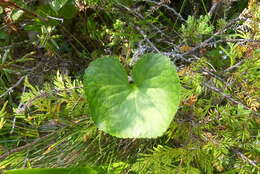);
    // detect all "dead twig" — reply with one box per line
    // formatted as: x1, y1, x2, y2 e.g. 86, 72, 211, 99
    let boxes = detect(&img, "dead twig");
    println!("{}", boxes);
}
233, 149, 258, 168
145, 0, 186, 22
164, 51, 192, 63
203, 82, 245, 106
0, 41, 31, 50
181, 17, 243, 57
0, 76, 25, 98
200, 69, 225, 83
224, 60, 244, 72
0, 132, 55, 161
208, 1, 222, 16
222, 38, 260, 43
117, 2, 178, 41
135, 26, 160, 53
203, 82, 260, 117
206, 39, 260, 47
16, 86, 83, 114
